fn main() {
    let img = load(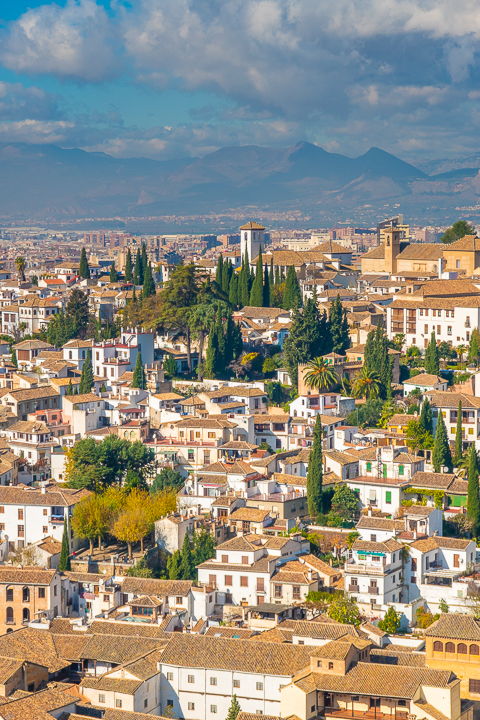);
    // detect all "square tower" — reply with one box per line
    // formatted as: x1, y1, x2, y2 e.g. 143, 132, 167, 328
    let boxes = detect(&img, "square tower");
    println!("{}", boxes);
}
239, 221, 265, 261
384, 226, 401, 274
